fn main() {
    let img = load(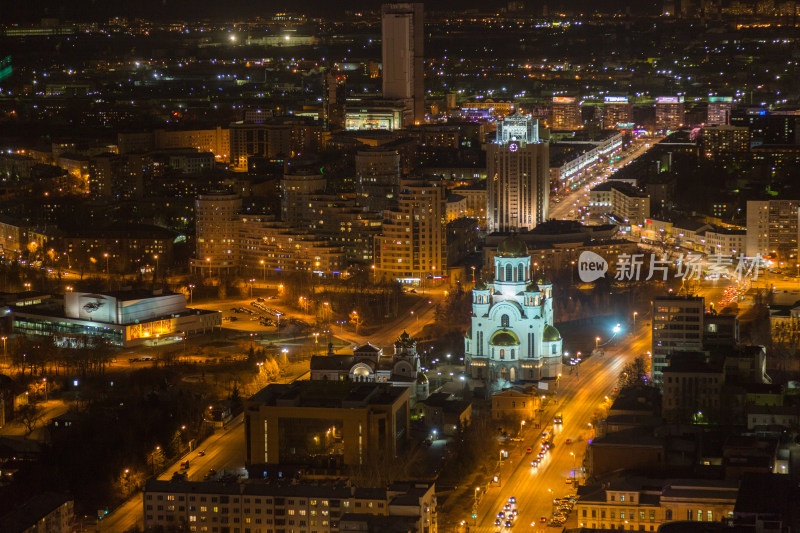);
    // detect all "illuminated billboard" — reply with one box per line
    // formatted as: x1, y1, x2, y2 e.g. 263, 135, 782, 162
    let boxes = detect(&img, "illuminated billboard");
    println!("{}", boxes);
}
655, 96, 684, 104
708, 96, 733, 103
604, 96, 629, 103
553, 97, 577, 104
